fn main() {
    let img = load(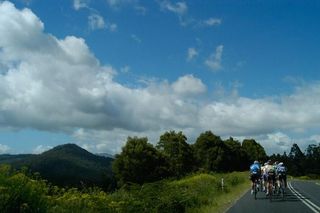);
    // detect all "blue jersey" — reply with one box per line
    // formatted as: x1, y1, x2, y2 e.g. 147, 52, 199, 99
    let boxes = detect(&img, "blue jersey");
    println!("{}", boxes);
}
250, 163, 261, 175
276, 165, 286, 174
